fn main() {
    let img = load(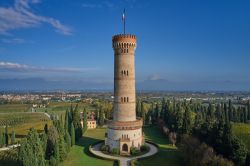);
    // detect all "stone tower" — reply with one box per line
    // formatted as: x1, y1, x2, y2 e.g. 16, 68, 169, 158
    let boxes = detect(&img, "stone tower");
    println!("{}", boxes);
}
105, 34, 143, 154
